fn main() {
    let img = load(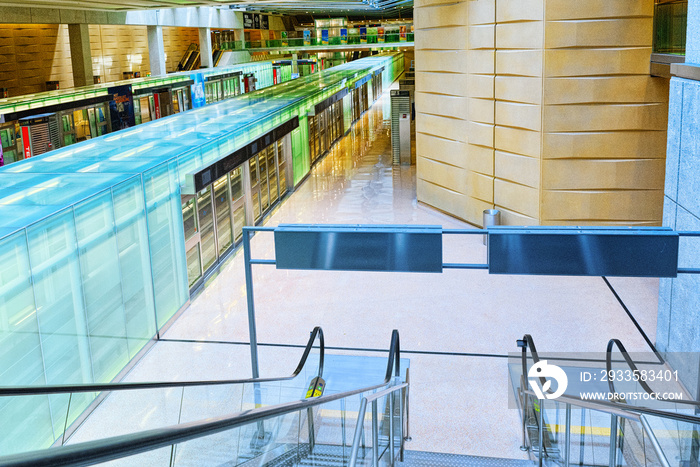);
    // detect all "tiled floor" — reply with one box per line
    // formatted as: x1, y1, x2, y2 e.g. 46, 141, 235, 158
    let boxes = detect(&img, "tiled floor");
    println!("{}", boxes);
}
70, 80, 662, 461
